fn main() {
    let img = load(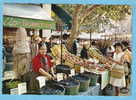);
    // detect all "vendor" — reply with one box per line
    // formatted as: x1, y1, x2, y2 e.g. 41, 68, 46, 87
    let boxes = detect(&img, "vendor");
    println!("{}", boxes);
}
32, 45, 55, 80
